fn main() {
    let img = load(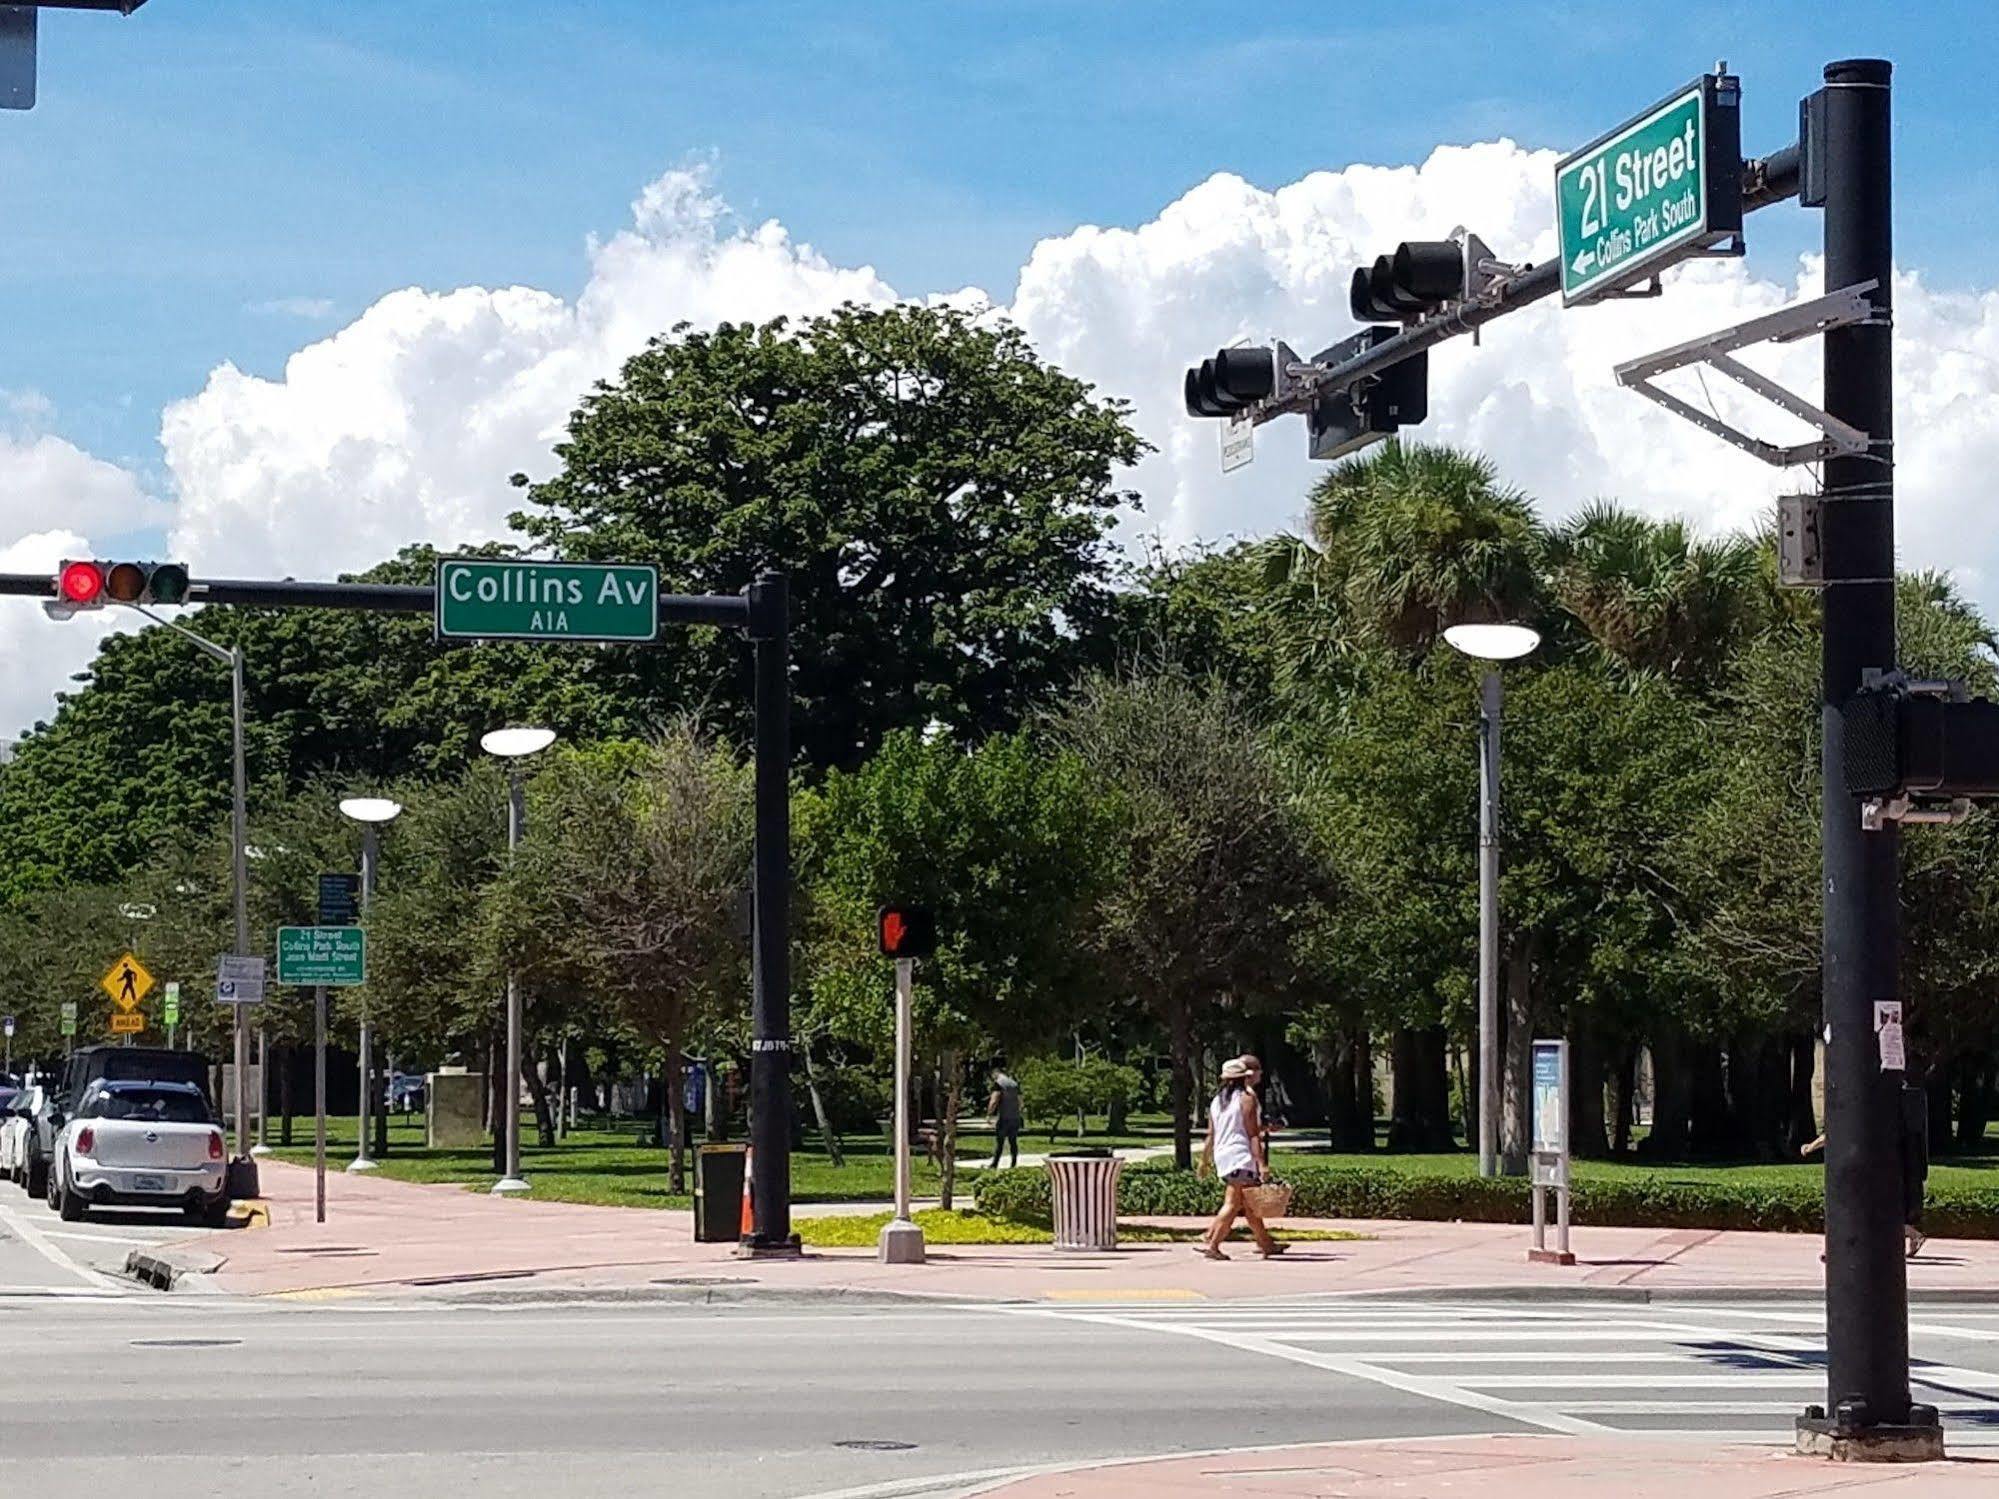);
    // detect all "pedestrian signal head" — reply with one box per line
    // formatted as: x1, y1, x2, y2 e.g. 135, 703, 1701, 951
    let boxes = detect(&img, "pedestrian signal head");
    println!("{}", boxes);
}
876, 904, 936, 960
